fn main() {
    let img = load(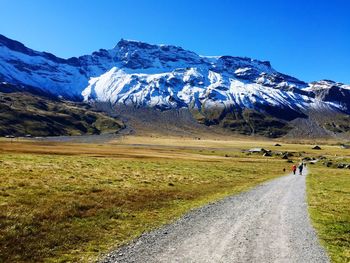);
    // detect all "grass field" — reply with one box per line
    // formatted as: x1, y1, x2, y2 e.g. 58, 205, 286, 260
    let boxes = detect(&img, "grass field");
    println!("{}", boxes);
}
0, 137, 290, 262
0, 136, 349, 262
307, 165, 350, 263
